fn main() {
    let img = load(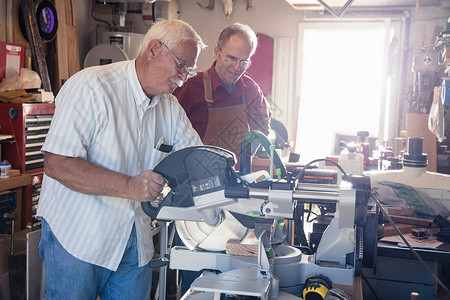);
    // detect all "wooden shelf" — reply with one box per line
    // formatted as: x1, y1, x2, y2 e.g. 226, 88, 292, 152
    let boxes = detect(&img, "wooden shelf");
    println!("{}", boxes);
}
0, 173, 31, 191
0, 171, 31, 233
